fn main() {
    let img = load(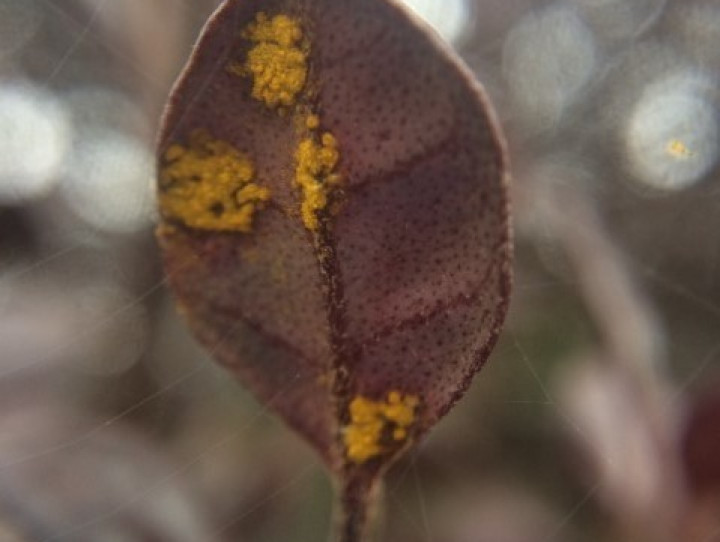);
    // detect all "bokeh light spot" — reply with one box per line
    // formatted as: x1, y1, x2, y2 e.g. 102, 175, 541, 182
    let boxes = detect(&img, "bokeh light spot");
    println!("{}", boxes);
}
60, 130, 156, 233
626, 72, 718, 191
0, 82, 70, 203
503, 5, 596, 131
397, 0, 469, 43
